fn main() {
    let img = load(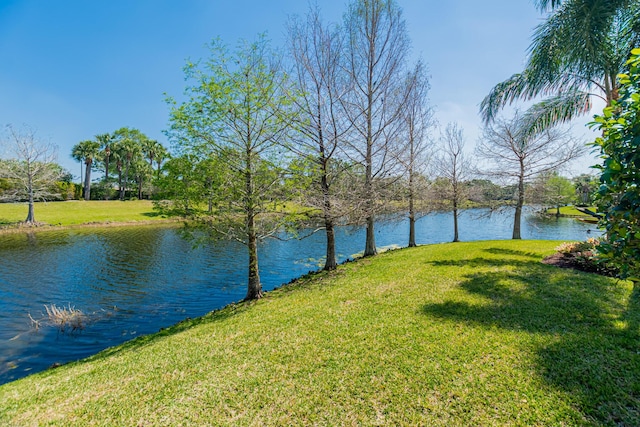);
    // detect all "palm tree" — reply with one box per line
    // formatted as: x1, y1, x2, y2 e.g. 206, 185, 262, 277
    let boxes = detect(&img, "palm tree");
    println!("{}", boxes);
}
71, 140, 101, 200
153, 144, 168, 180
480, 0, 640, 133
95, 133, 113, 183
109, 140, 125, 200
141, 138, 159, 167
112, 127, 144, 200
